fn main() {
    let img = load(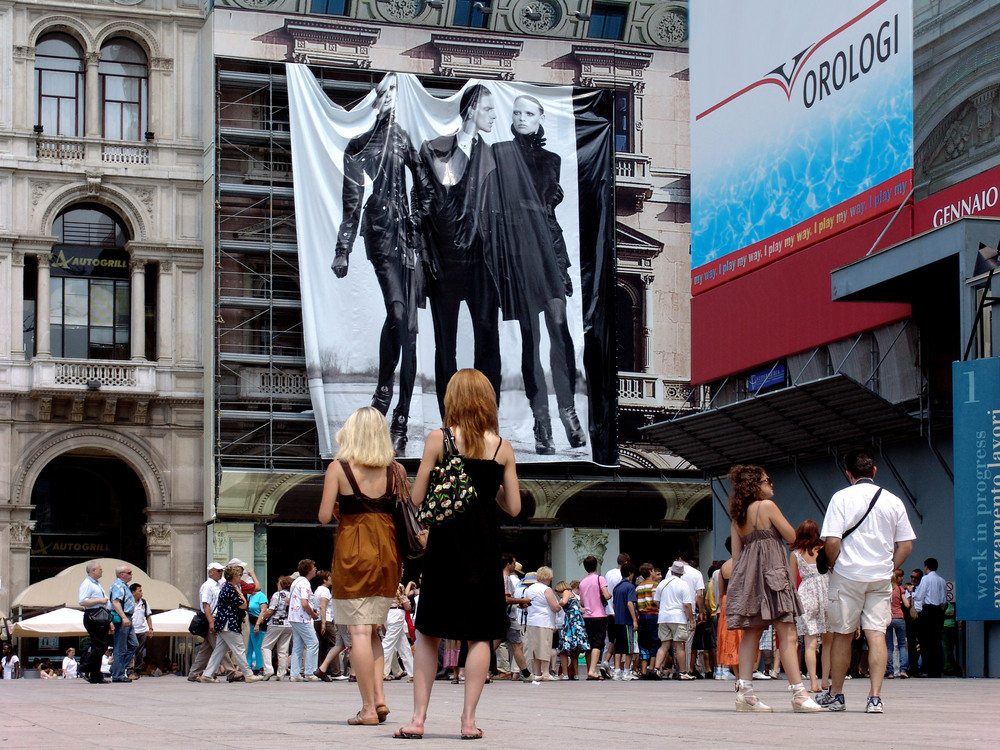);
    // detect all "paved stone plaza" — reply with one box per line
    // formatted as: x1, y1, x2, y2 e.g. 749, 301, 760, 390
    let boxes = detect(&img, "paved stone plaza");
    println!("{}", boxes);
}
1, 676, 996, 749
